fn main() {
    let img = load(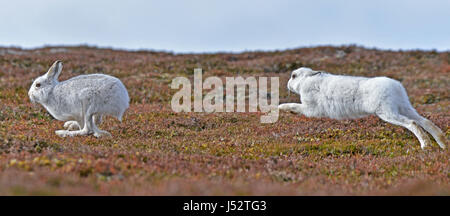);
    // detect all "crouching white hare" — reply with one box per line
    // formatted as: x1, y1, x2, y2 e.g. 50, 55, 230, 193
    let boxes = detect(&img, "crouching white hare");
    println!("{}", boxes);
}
278, 67, 446, 150
28, 60, 130, 138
